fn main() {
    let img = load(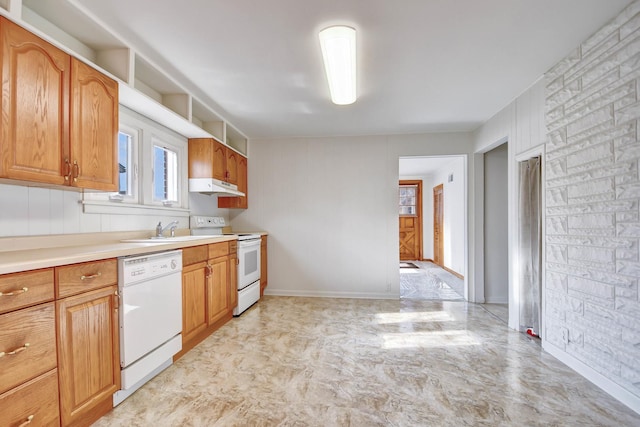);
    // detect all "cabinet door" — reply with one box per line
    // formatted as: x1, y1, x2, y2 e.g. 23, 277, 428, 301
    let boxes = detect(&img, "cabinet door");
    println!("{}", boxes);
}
207, 256, 229, 325
0, 303, 57, 395
229, 251, 238, 309
0, 18, 70, 185
182, 262, 208, 344
70, 58, 118, 191
218, 155, 247, 209
225, 148, 238, 184
188, 138, 226, 182
57, 285, 120, 427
